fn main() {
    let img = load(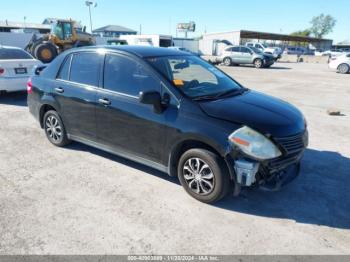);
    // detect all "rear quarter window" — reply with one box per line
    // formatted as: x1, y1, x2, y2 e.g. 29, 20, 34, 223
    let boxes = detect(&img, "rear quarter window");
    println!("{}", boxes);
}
57, 54, 72, 80
0, 48, 33, 60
